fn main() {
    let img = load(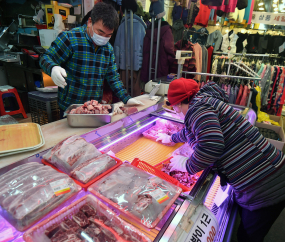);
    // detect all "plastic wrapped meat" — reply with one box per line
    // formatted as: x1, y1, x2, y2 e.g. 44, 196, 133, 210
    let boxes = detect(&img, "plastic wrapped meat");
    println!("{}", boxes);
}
69, 100, 111, 114
0, 163, 80, 231
172, 143, 194, 157
88, 164, 182, 228
143, 119, 184, 146
72, 211, 89, 227
70, 154, 117, 184
43, 135, 101, 175
161, 163, 200, 188
80, 203, 96, 217
23, 195, 151, 242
